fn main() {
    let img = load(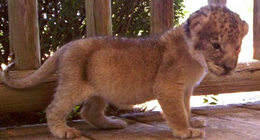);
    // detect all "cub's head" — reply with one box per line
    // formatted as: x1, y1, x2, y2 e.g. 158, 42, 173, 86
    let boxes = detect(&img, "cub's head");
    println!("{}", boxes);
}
185, 5, 248, 76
